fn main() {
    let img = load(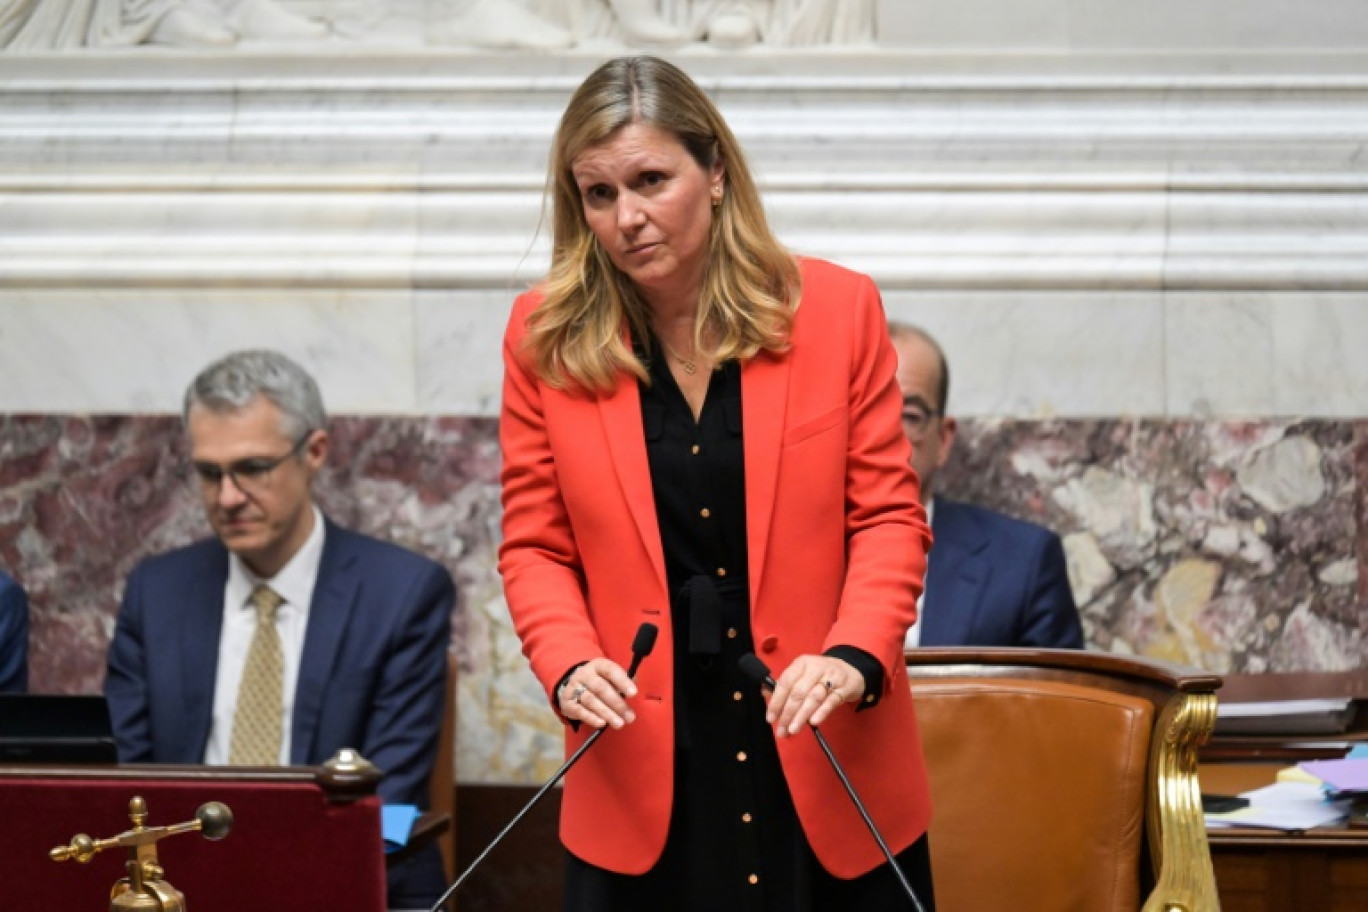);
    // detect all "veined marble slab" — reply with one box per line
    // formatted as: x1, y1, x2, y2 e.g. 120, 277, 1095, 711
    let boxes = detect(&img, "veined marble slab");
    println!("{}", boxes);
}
0, 290, 424, 413
5, 289, 1368, 418
2, 414, 1362, 783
